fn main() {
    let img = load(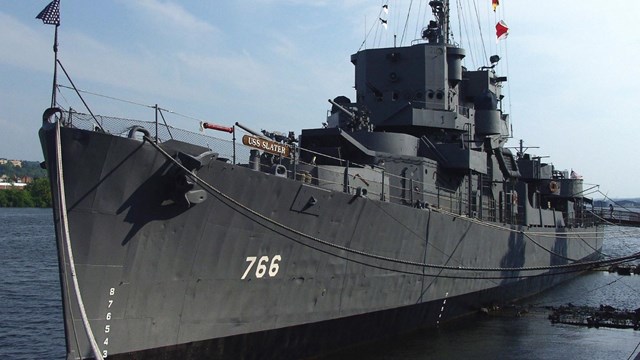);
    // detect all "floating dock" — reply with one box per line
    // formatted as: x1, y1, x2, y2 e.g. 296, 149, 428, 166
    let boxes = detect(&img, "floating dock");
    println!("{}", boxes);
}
548, 304, 640, 330
607, 264, 640, 276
